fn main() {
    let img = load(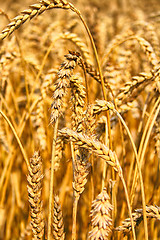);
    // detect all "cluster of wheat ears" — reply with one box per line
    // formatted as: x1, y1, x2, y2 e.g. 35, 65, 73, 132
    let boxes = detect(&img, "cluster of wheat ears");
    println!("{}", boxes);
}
0, 0, 160, 239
